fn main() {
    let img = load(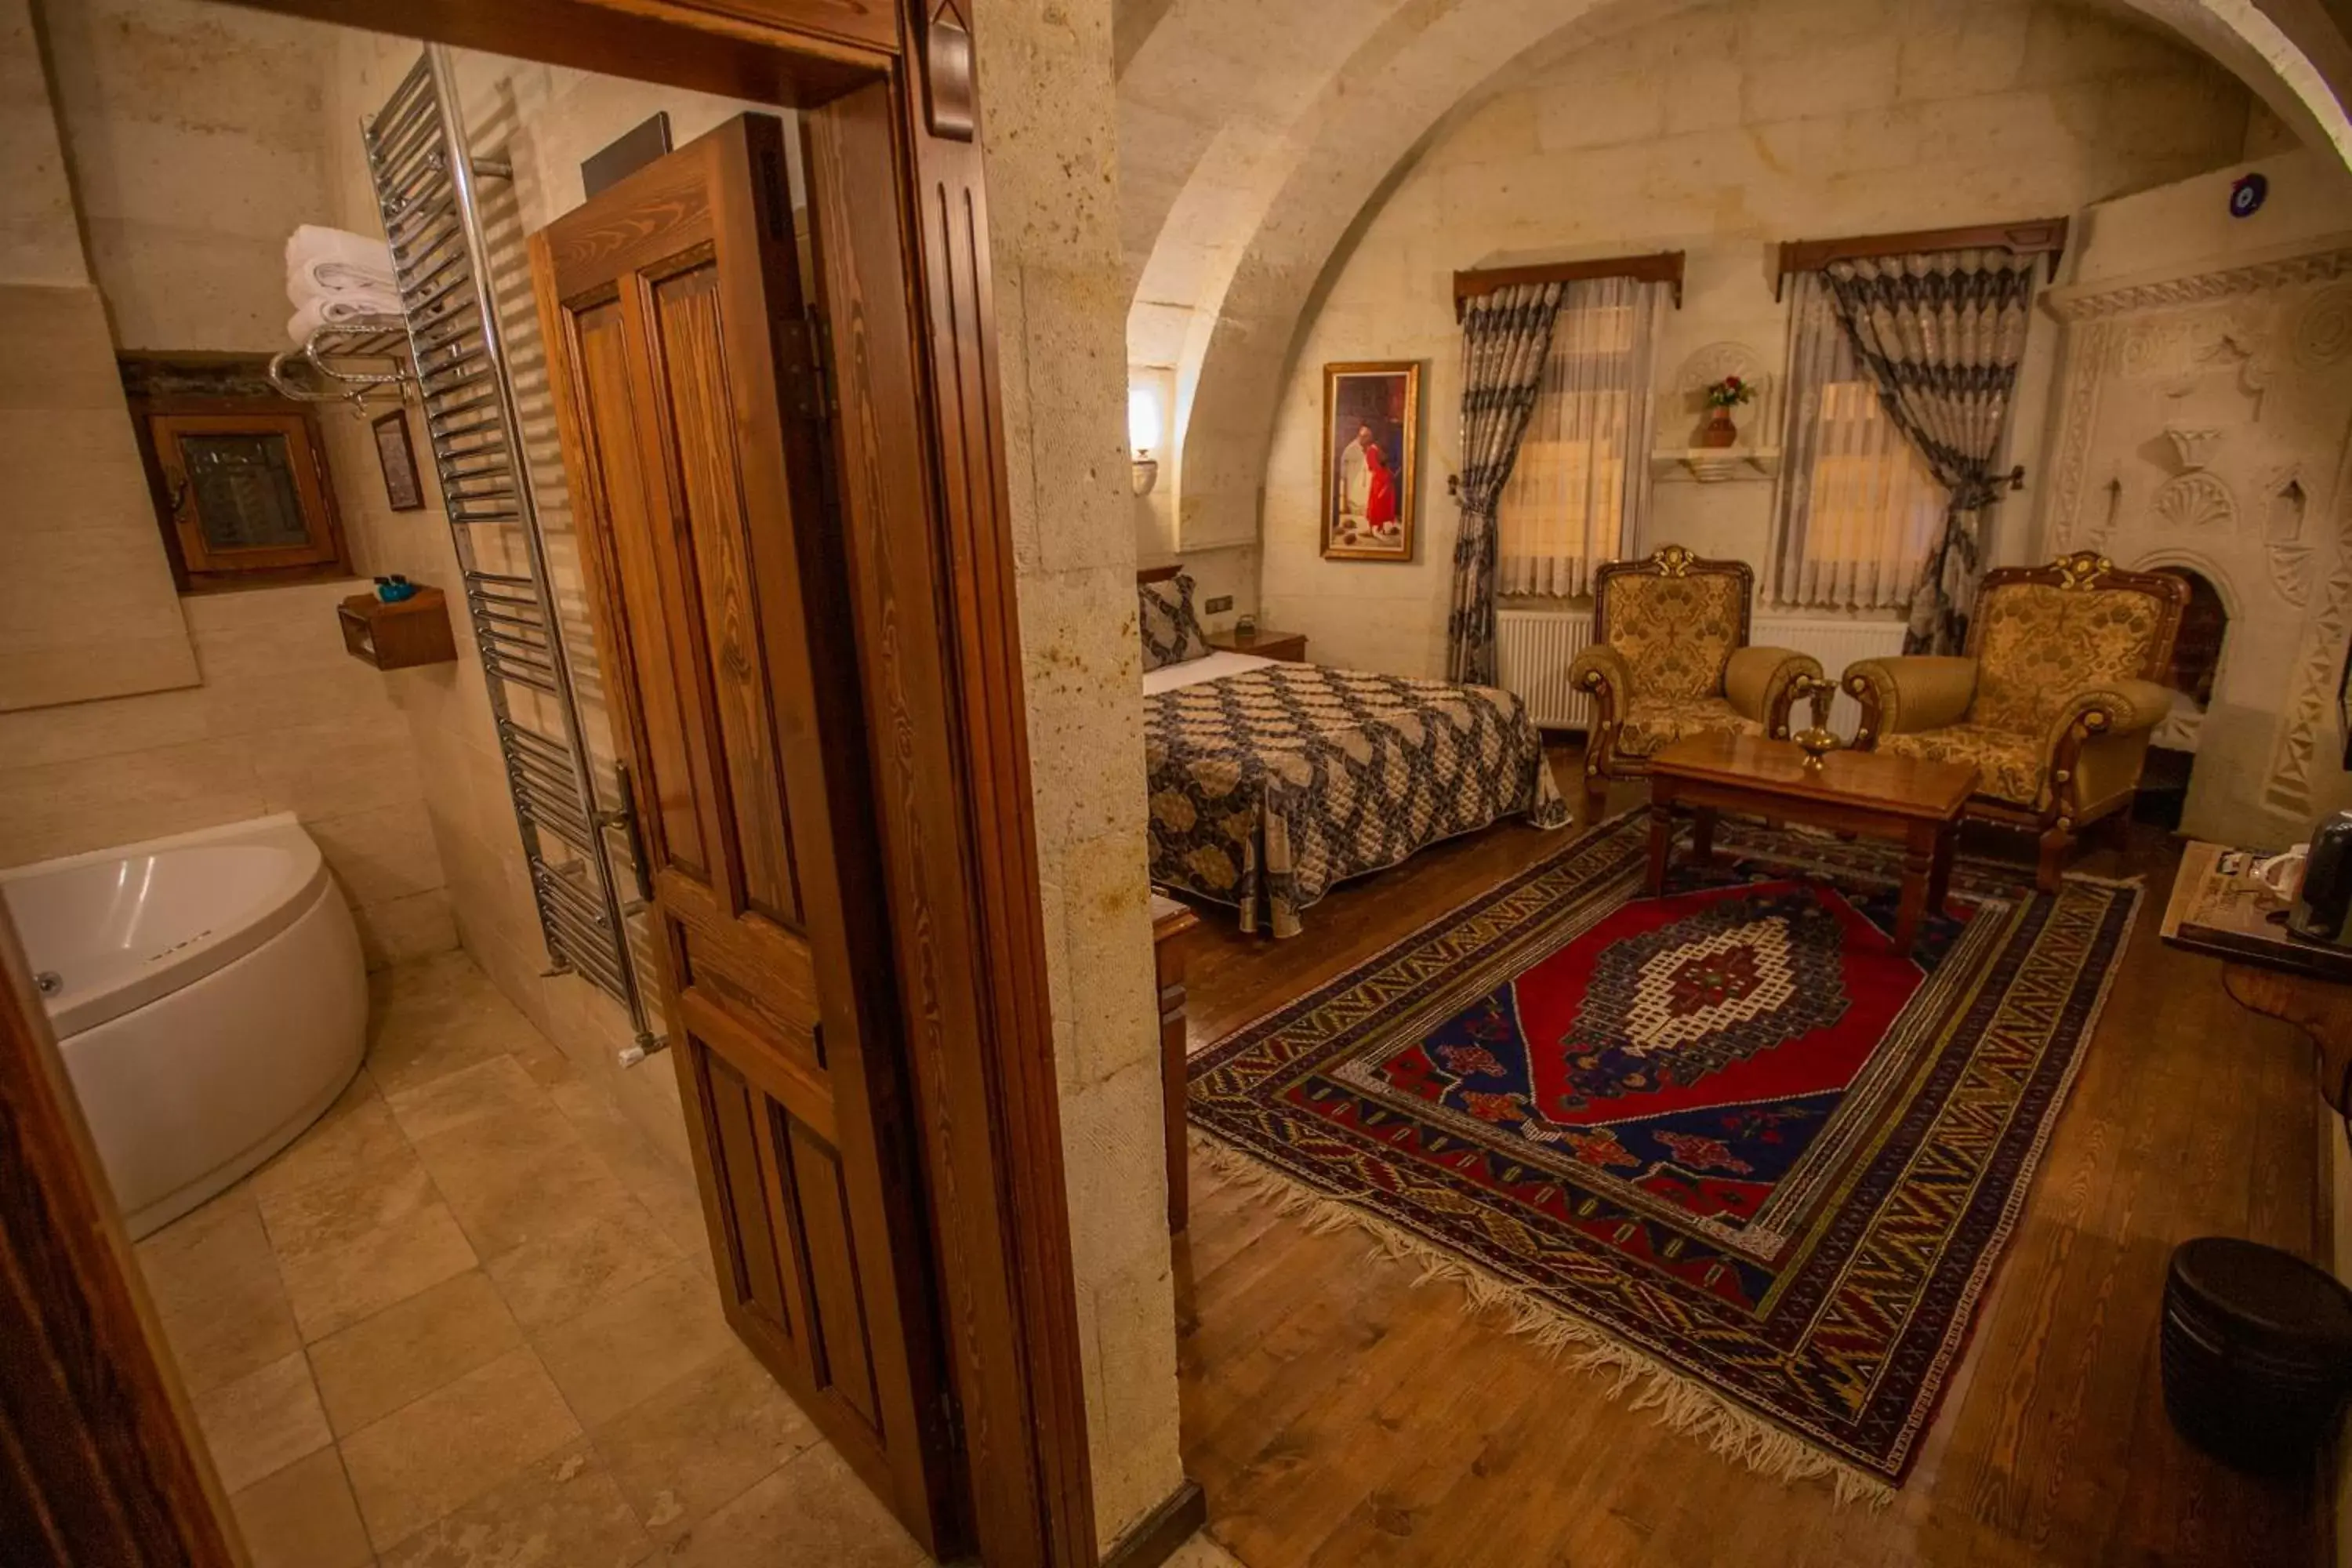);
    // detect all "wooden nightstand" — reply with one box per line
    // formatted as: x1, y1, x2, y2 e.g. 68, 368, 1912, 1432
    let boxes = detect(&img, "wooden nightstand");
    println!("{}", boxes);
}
1209, 627, 1308, 662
